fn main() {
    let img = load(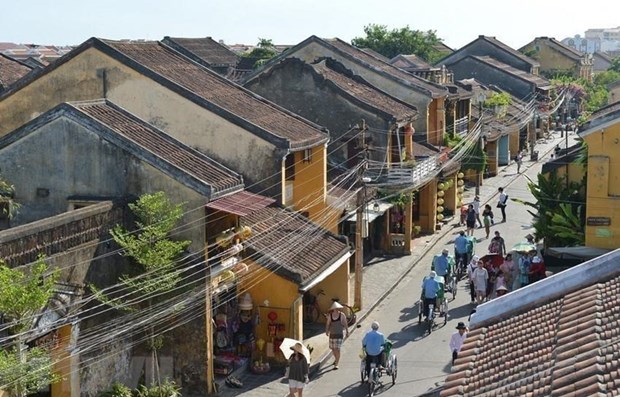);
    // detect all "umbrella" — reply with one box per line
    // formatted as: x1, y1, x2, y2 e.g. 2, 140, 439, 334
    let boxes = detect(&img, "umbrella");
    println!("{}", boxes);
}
511, 242, 536, 253
480, 253, 503, 268
279, 338, 311, 363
